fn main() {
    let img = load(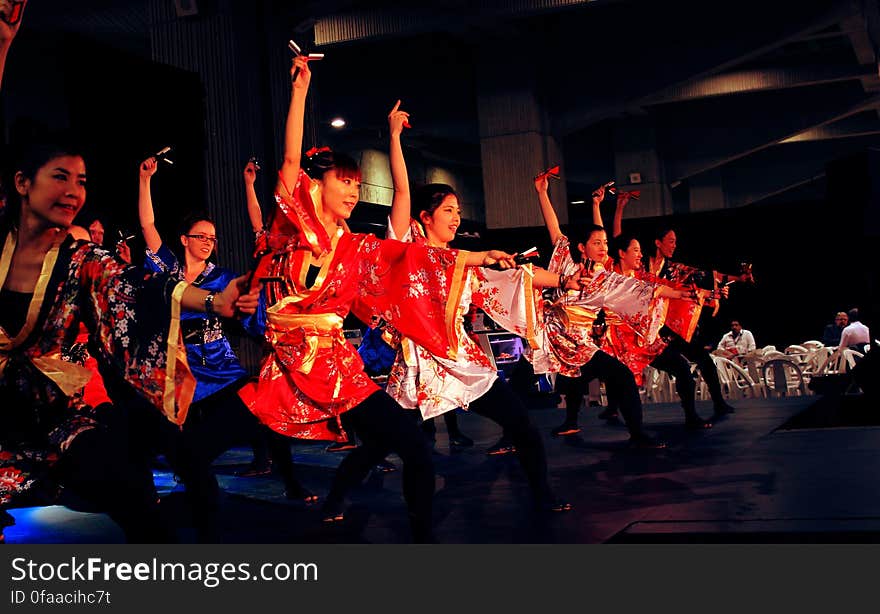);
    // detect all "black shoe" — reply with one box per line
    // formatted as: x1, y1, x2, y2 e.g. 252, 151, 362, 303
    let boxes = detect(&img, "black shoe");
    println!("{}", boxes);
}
448, 432, 474, 447
321, 500, 345, 523
486, 438, 516, 456
537, 498, 573, 513
684, 416, 713, 430
597, 407, 620, 421
628, 434, 667, 449
712, 402, 736, 419
326, 440, 357, 453
551, 422, 581, 436
235, 463, 272, 478
285, 484, 319, 504
374, 459, 397, 473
